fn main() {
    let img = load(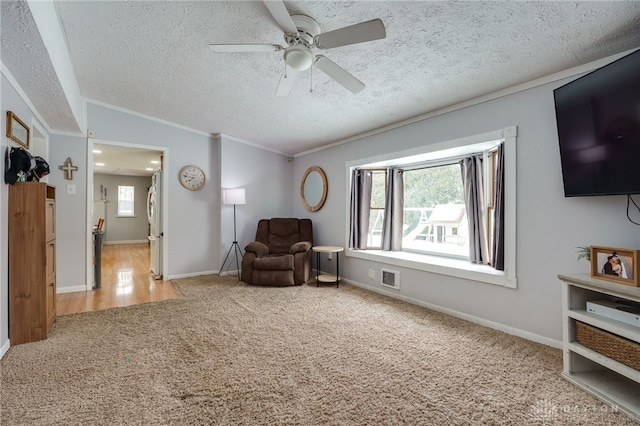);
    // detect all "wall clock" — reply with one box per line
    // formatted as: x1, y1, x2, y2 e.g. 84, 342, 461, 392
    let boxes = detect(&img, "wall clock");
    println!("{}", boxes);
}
179, 165, 206, 191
